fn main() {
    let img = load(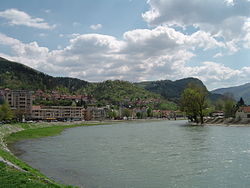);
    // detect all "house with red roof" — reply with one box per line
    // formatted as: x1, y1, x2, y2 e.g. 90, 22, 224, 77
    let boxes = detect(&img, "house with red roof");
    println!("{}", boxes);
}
235, 106, 250, 120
